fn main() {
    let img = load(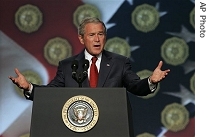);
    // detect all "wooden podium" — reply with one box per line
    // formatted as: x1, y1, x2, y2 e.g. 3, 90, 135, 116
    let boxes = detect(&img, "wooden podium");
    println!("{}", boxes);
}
30, 87, 134, 137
